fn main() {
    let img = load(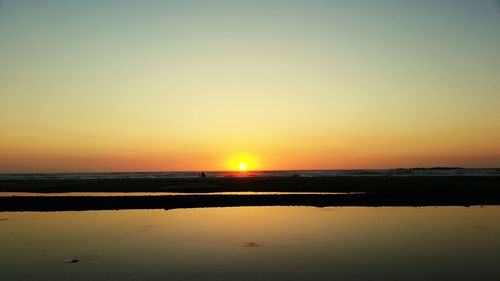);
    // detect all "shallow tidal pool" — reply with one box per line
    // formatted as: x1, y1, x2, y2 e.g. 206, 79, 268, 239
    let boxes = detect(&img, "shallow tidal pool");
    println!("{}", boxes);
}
1, 206, 500, 281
